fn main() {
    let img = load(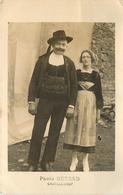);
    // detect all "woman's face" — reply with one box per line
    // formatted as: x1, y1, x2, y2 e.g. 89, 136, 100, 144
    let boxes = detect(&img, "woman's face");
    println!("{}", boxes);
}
81, 52, 92, 67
